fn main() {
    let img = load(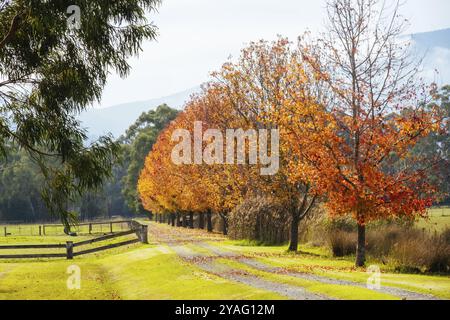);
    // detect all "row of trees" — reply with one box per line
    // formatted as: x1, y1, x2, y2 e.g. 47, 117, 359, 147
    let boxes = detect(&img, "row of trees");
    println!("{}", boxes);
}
138, 0, 449, 267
